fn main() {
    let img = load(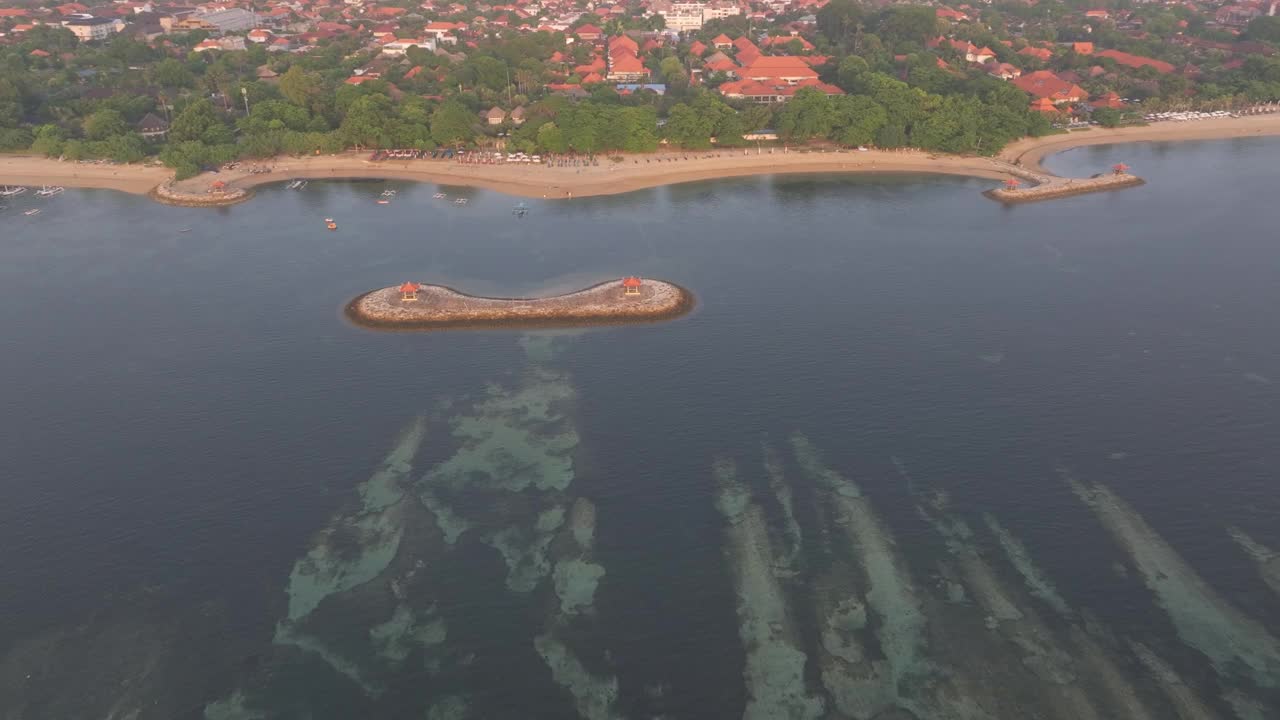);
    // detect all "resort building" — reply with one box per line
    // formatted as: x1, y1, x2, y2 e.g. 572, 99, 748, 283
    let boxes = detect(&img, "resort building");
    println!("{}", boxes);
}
1012, 70, 1086, 104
